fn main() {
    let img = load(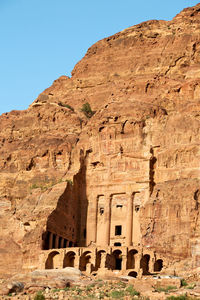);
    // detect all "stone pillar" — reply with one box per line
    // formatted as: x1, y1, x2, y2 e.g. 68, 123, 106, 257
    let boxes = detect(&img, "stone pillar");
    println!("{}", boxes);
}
55, 235, 59, 249
104, 194, 111, 246
74, 255, 80, 269
149, 257, 155, 273
49, 232, 53, 249
135, 255, 141, 272
86, 262, 92, 274
90, 251, 96, 268
100, 252, 107, 268
60, 238, 64, 249
86, 197, 97, 246
126, 193, 133, 246
122, 254, 127, 271
59, 251, 65, 269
